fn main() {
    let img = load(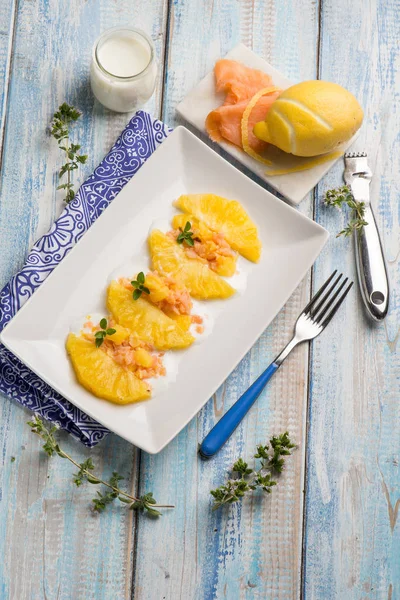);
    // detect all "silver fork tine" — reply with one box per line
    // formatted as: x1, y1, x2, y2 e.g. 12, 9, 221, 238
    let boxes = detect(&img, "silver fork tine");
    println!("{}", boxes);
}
320, 281, 354, 328
310, 272, 343, 318
199, 269, 353, 457
302, 270, 337, 314
314, 277, 348, 323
